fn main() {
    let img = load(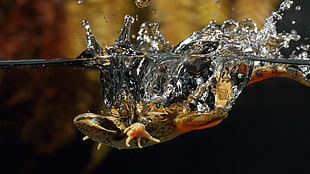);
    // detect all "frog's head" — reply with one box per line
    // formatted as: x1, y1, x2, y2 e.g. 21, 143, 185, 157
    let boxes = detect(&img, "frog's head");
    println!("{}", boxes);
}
73, 113, 127, 147
73, 111, 178, 149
